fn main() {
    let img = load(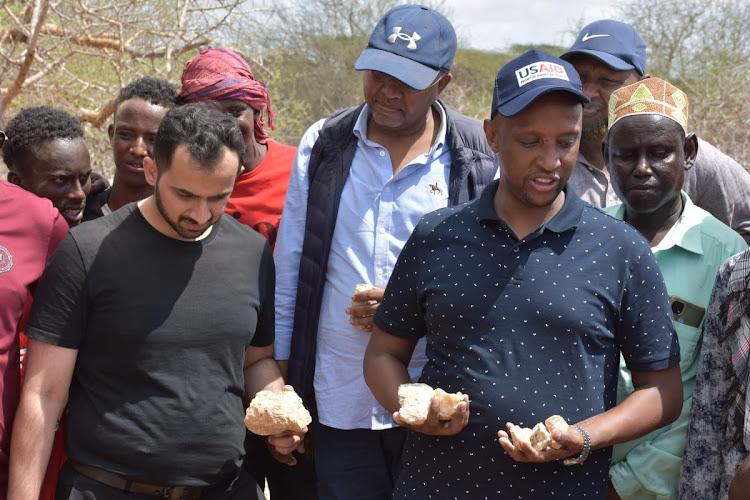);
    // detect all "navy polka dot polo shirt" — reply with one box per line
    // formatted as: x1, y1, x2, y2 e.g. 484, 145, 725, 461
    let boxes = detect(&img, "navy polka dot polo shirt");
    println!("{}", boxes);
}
374, 180, 679, 499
